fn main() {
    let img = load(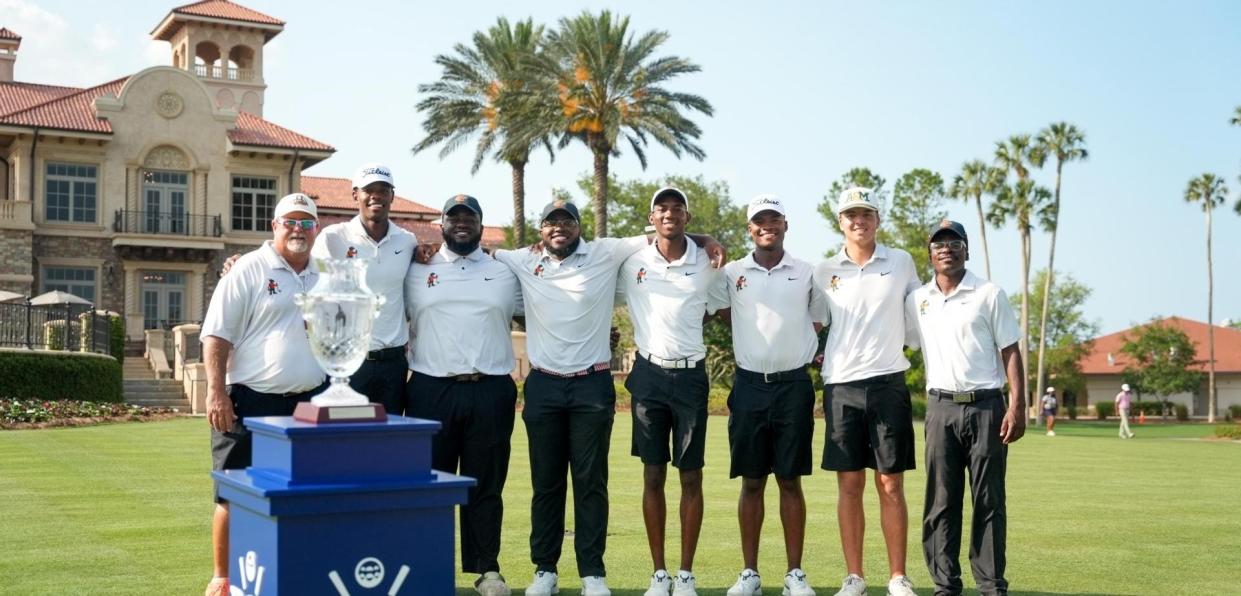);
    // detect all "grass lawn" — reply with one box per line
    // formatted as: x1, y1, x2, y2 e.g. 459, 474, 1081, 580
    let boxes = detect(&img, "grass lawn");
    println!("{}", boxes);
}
1, 416, 1238, 595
